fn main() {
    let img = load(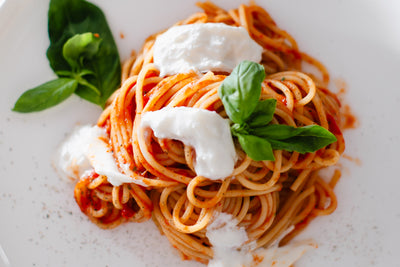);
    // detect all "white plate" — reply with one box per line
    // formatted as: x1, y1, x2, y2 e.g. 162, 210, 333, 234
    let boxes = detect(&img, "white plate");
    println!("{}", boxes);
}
1, 0, 400, 266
